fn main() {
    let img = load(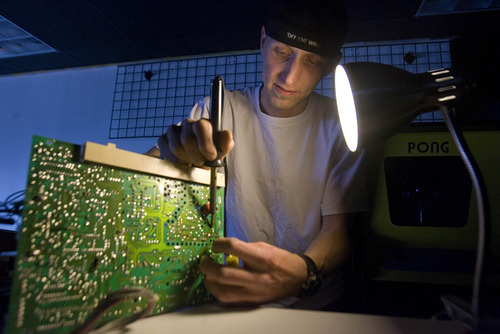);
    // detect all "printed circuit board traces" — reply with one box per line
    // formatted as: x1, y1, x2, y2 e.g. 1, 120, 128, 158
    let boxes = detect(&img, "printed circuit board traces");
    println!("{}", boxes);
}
7, 136, 224, 333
